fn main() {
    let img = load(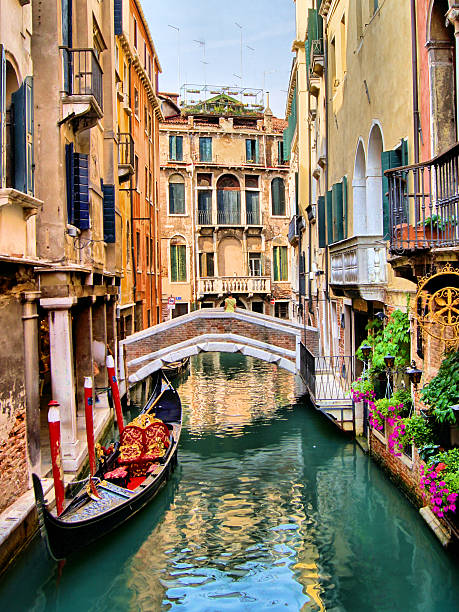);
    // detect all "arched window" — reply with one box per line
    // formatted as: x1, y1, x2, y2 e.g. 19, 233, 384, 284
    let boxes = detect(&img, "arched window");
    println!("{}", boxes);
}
353, 140, 366, 235
271, 178, 286, 216
169, 174, 185, 214
217, 174, 240, 225
367, 124, 383, 236
170, 236, 187, 282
